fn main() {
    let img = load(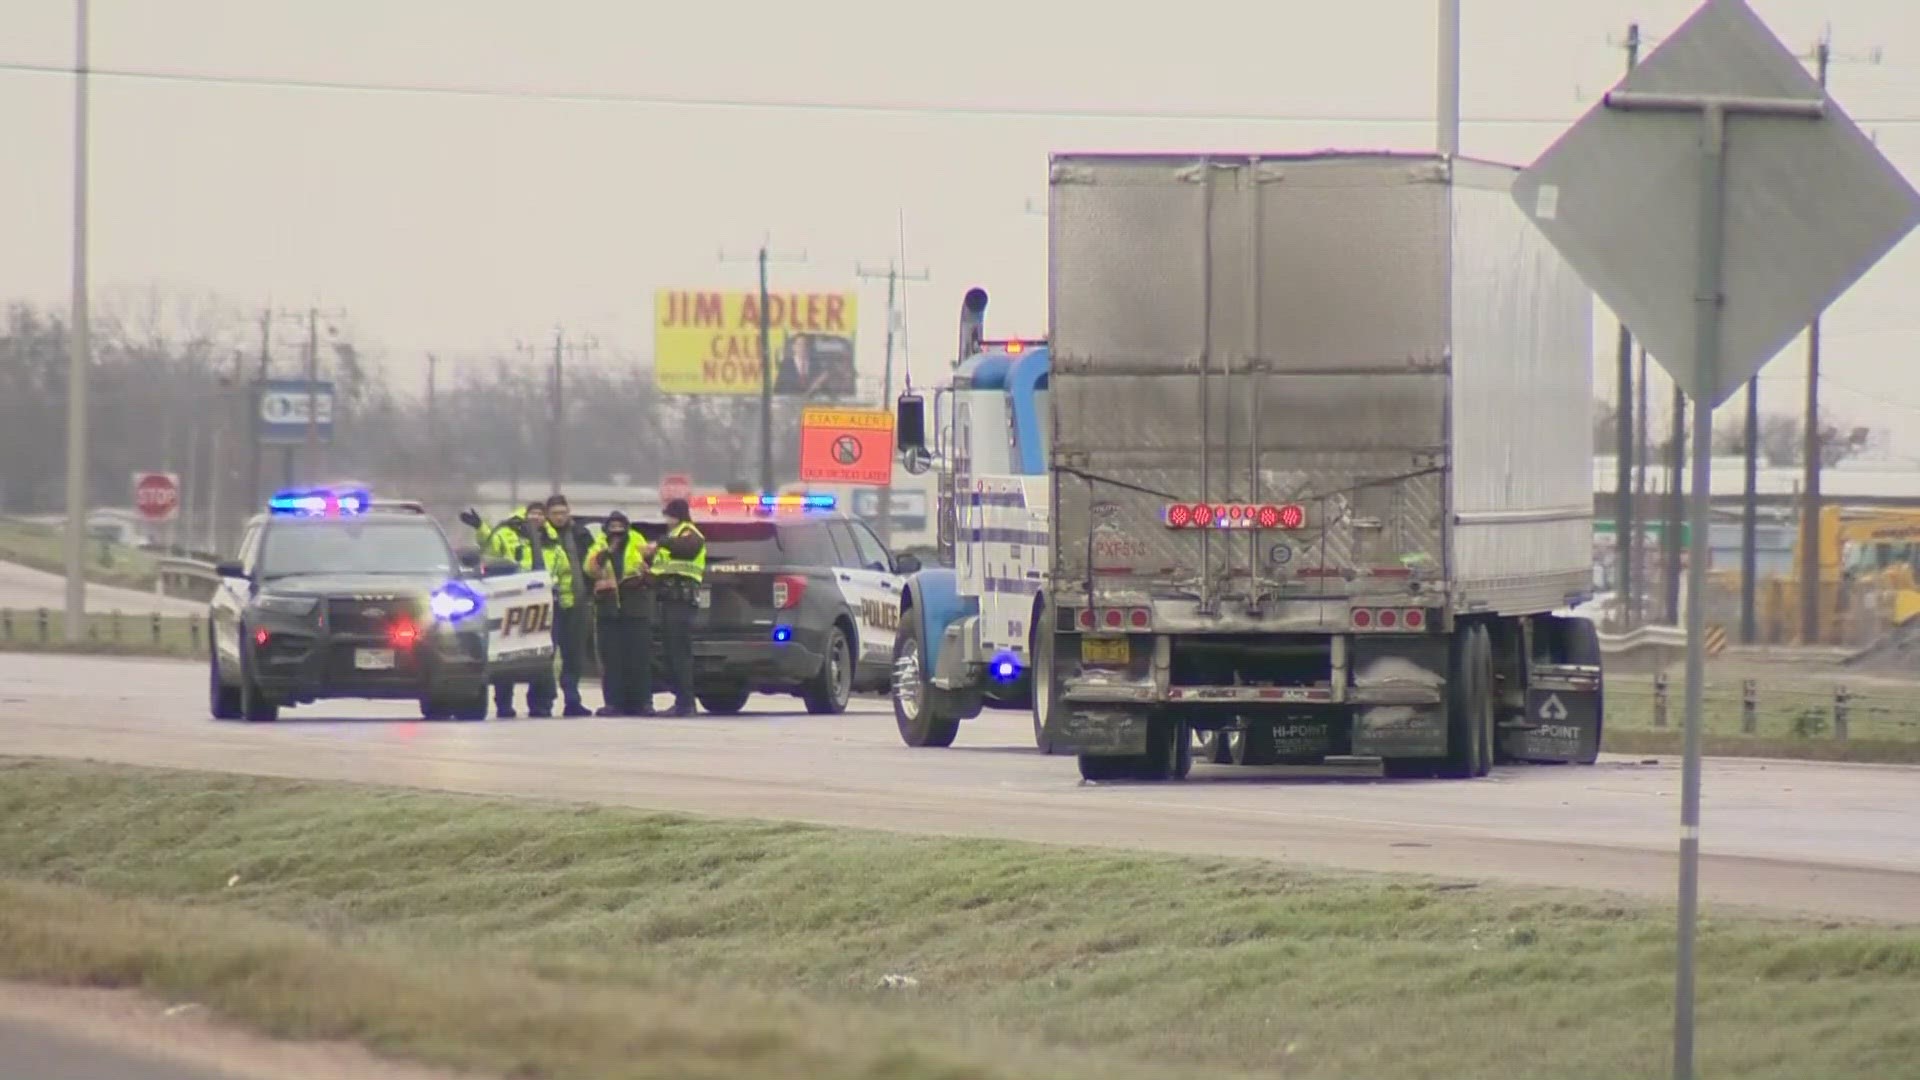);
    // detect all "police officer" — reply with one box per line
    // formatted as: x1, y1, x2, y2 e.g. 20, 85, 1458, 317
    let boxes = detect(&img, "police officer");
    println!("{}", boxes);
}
458, 501, 559, 718
585, 510, 655, 716
647, 497, 707, 716
542, 494, 596, 718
